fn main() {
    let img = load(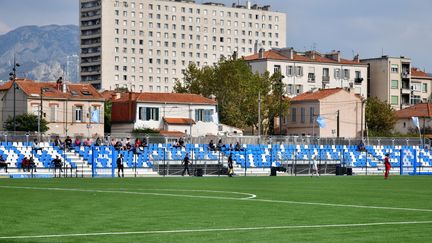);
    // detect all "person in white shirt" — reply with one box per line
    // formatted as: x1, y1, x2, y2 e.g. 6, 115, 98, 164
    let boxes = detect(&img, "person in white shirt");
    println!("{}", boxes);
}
312, 155, 320, 177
